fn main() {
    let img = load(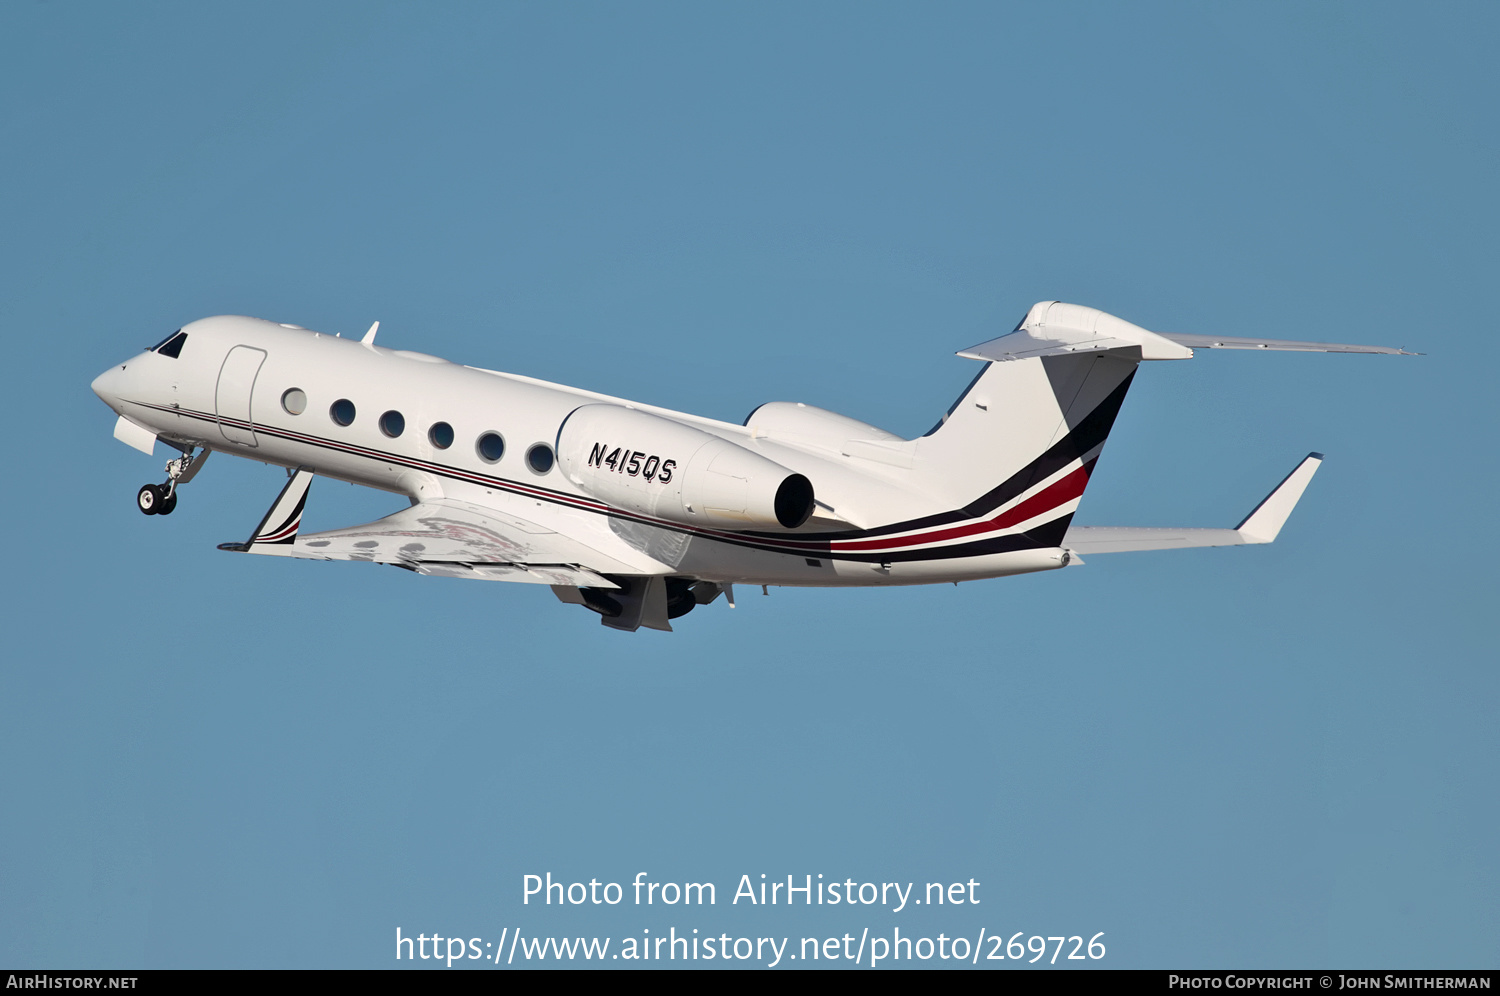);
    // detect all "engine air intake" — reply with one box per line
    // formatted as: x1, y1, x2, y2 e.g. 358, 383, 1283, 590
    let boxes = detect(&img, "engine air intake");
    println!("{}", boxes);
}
774, 473, 815, 528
